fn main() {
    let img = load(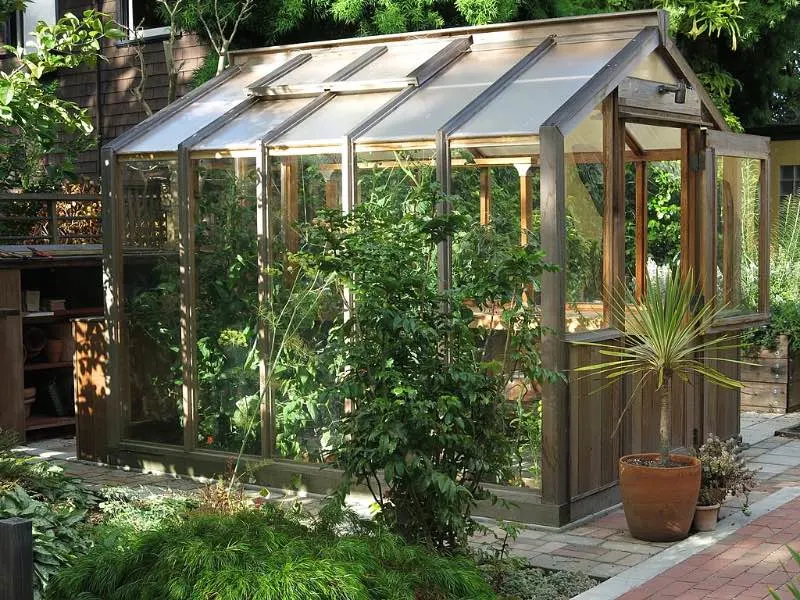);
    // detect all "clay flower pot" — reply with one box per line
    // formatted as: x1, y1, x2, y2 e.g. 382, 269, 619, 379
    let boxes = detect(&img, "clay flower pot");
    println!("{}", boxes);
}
693, 504, 721, 532
46, 339, 64, 363
619, 453, 701, 542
